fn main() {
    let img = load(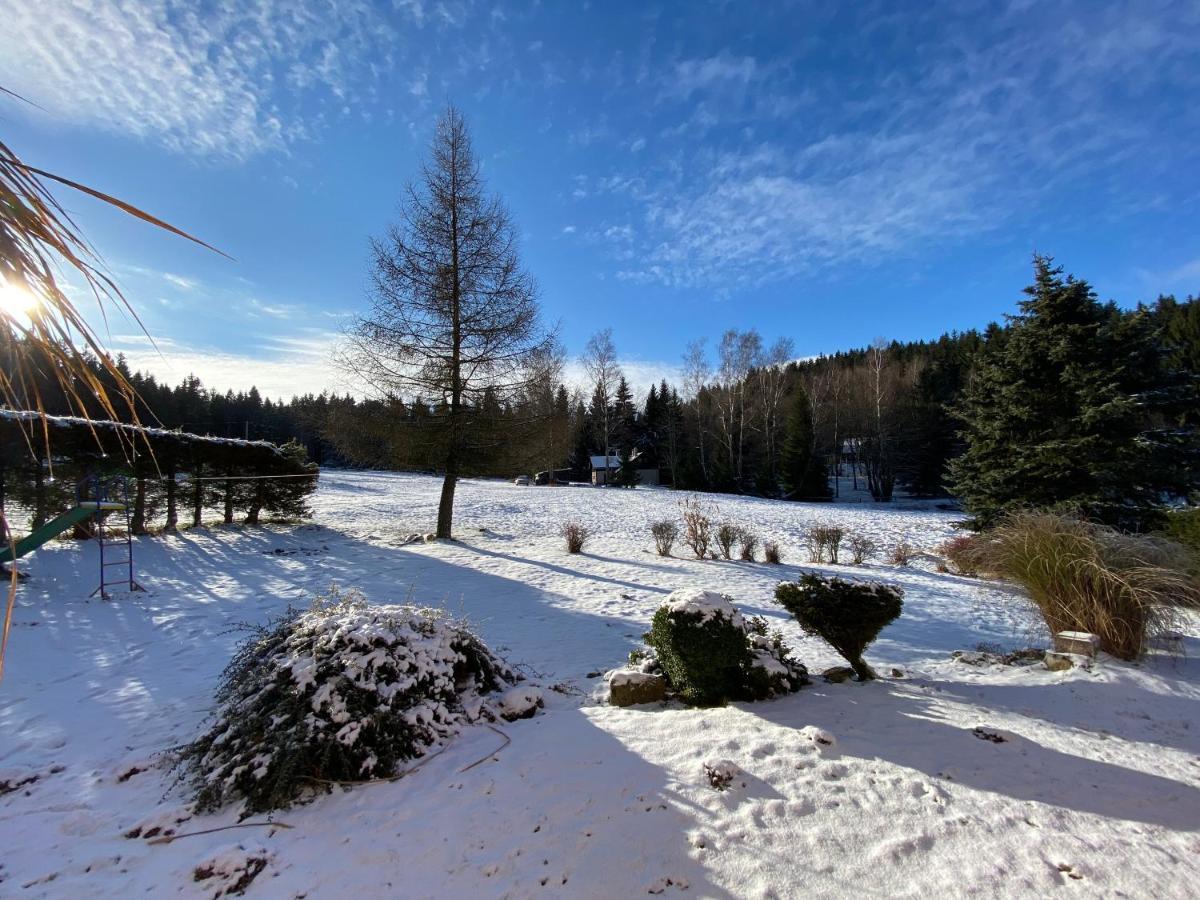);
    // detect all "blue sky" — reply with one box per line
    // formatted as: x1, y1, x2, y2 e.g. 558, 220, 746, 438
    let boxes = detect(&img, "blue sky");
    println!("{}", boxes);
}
2, 0, 1198, 398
